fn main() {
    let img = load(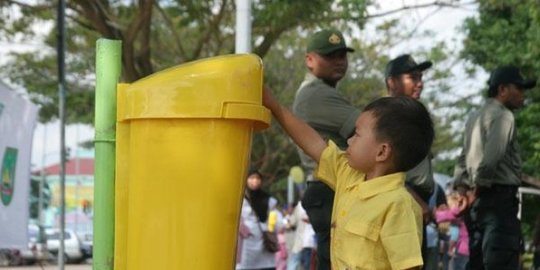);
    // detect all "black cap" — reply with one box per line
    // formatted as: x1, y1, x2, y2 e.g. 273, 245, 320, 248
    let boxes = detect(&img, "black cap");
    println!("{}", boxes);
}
488, 65, 536, 89
385, 54, 432, 77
